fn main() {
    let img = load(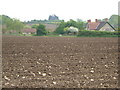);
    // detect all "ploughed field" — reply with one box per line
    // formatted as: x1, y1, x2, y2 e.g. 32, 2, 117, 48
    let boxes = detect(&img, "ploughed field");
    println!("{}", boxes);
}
2, 36, 119, 88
